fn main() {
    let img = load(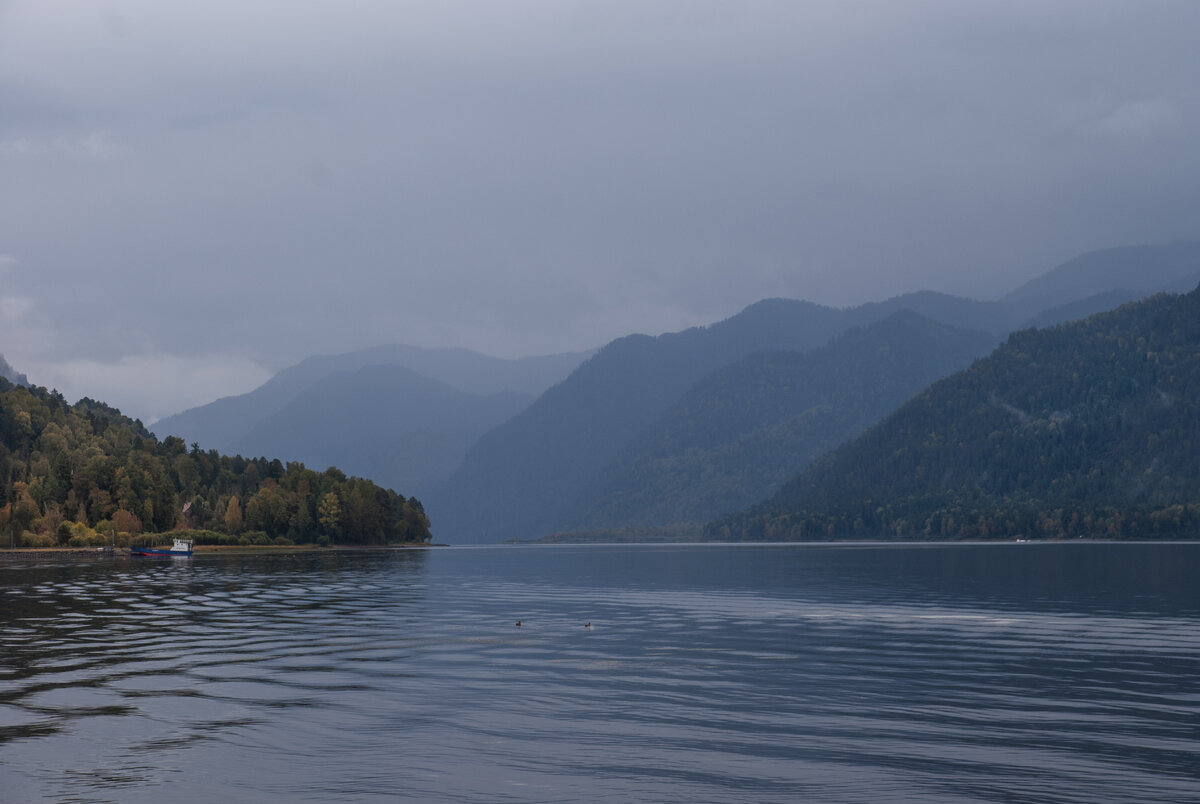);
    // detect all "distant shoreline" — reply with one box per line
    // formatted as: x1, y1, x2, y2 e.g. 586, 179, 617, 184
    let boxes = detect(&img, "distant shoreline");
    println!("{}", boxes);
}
0, 543, 441, 559
502, 536, 1200, 547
